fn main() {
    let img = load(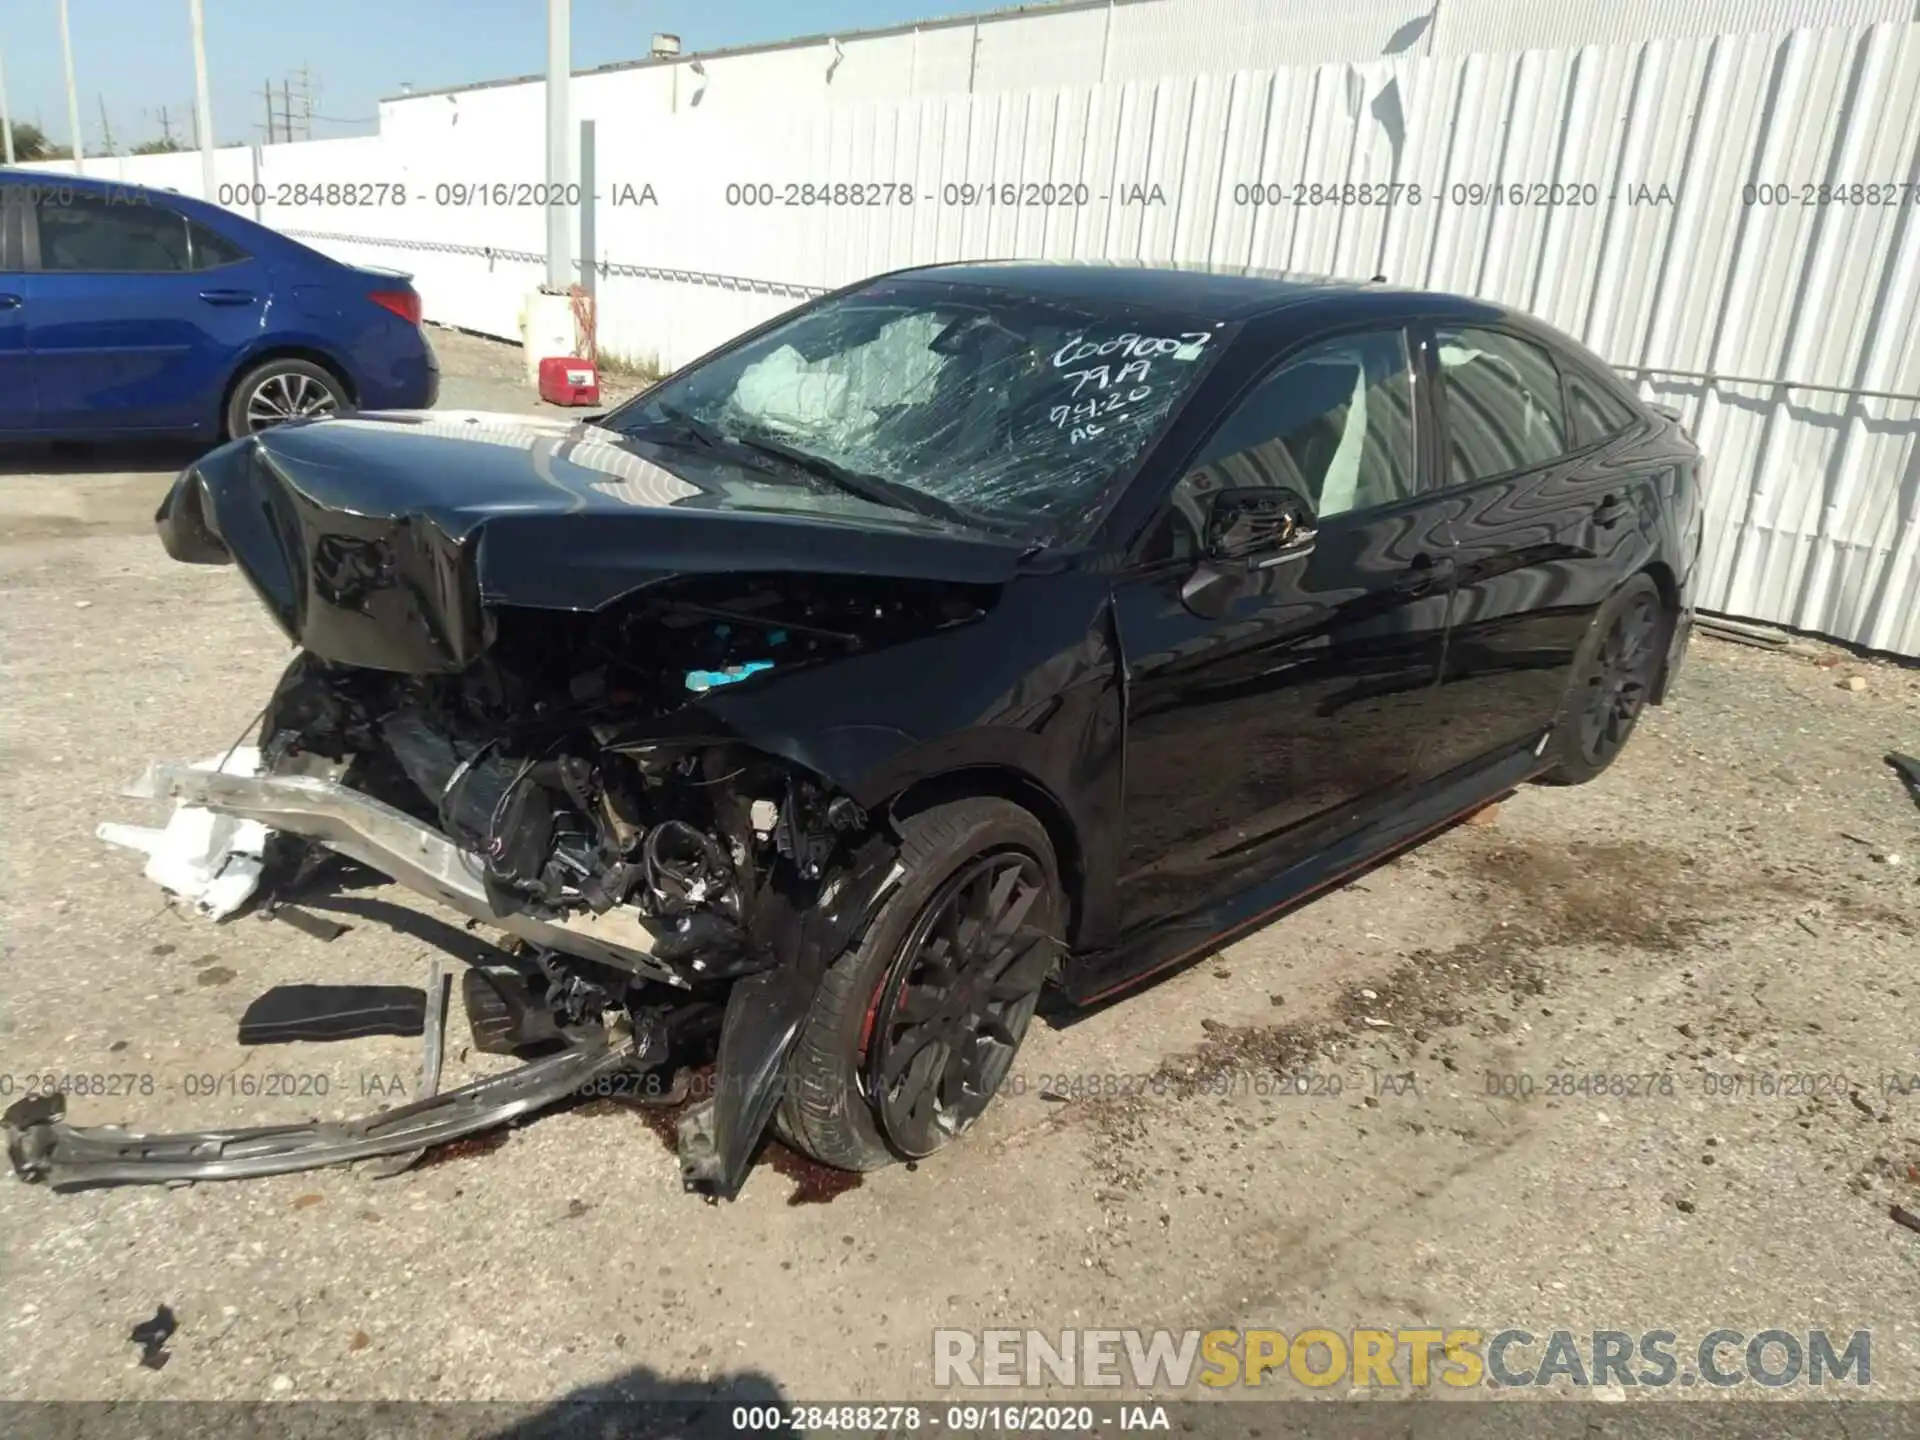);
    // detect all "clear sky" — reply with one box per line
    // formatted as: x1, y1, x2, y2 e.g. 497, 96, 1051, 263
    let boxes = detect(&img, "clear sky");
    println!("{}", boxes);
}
0, 0, 976, 150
